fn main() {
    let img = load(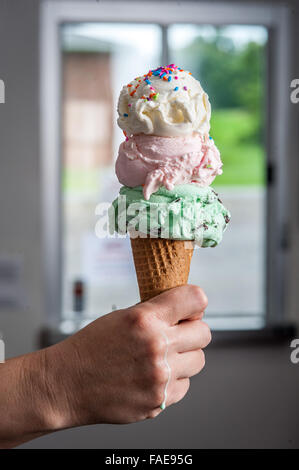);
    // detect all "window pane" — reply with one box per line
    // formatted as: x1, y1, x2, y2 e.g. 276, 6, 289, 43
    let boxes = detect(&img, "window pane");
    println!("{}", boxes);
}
61, 24, 162, 323
168, 25, 267, 329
